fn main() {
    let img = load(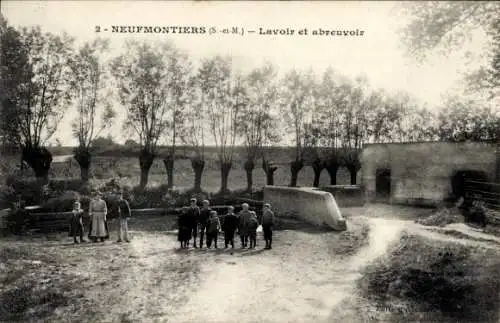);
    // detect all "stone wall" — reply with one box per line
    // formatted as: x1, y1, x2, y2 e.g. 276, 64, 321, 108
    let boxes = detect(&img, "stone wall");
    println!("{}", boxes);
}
263, 186, 347, 231
319, 185, 364, 207
361, 142, 497, 206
